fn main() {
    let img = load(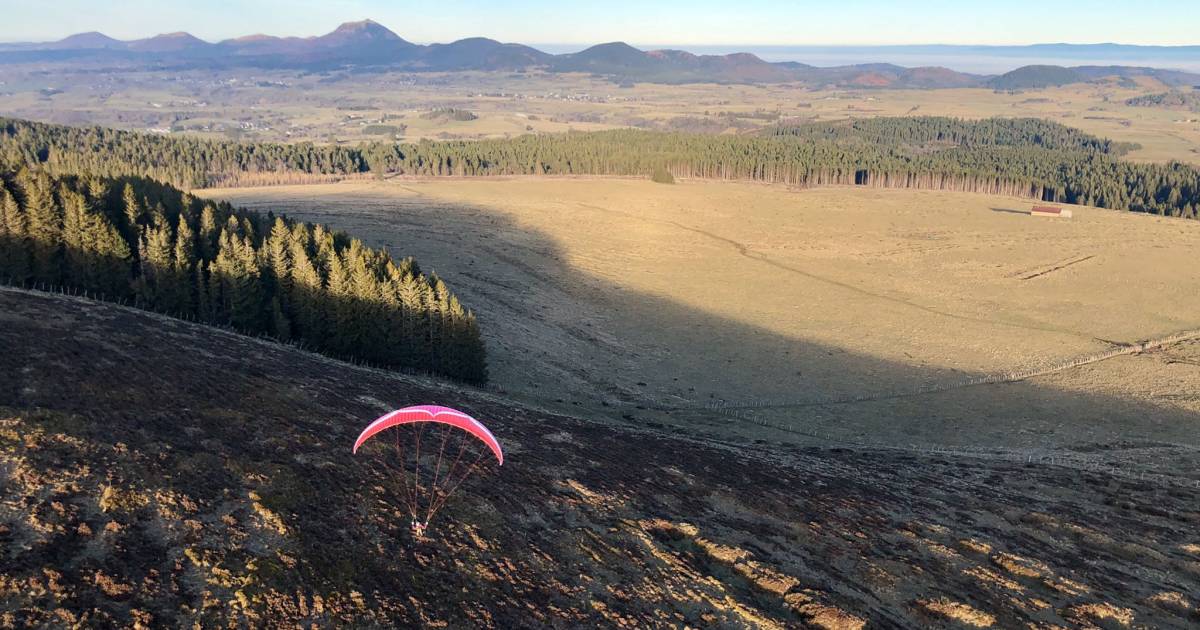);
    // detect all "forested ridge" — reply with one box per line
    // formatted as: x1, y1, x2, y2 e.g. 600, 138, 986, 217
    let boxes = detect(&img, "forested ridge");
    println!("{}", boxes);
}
2, 115, 1199, 218
1125, 91, 1200, 111
0, 118, 368, 189
767, 116, 1141, 154
0, 169, 487, 383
